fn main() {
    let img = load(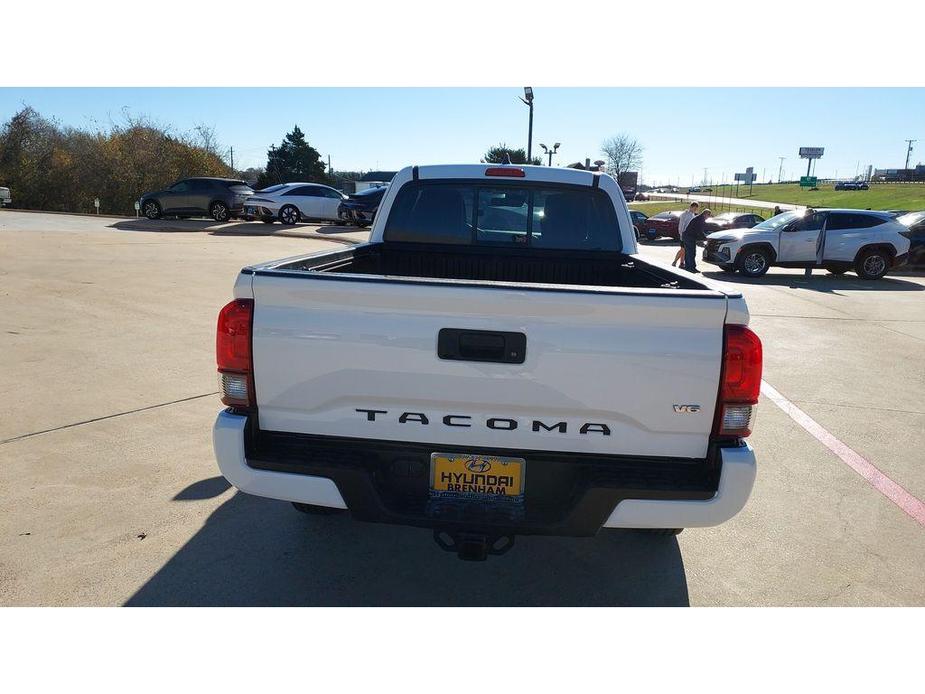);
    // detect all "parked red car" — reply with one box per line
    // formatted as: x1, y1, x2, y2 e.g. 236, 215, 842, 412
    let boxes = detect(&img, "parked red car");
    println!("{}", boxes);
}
640, 210, 683, 240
